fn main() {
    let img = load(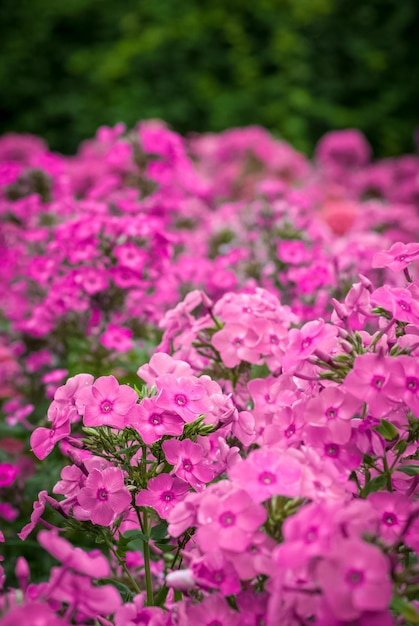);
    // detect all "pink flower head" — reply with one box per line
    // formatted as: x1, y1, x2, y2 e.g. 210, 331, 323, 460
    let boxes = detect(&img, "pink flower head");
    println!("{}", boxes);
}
30, 405, 71, 460
137, 353, 193, 386
115, 593, 168, 626
343, 353, 402, 415
211, 322, 262, 368
77, 467, 131, 526
316, 540, 392, 621
372, 241, 419, 273
100, 324, 134, 352
371, 285, 419, 324
0, 463, 19, 487
155, 374, 209, 423
229, 448, 303, 502
0, 602, 70, 626
77, 375, 138, 428
136, 473, 190, 519
182, 593, 240, 626
304, 387, 360, 444
196, 487, 267, 553
162, 438, 214, 490
37, 530, 110, 578
126, 396, 184, 444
